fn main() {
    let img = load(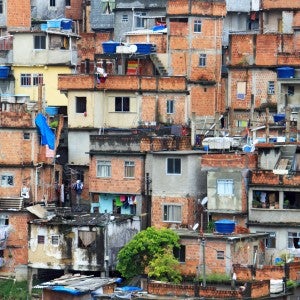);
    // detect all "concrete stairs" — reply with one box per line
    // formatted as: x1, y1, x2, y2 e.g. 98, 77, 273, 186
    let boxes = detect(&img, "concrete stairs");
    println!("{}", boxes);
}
273, 144, 297, 174
150, 54, 168, 76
